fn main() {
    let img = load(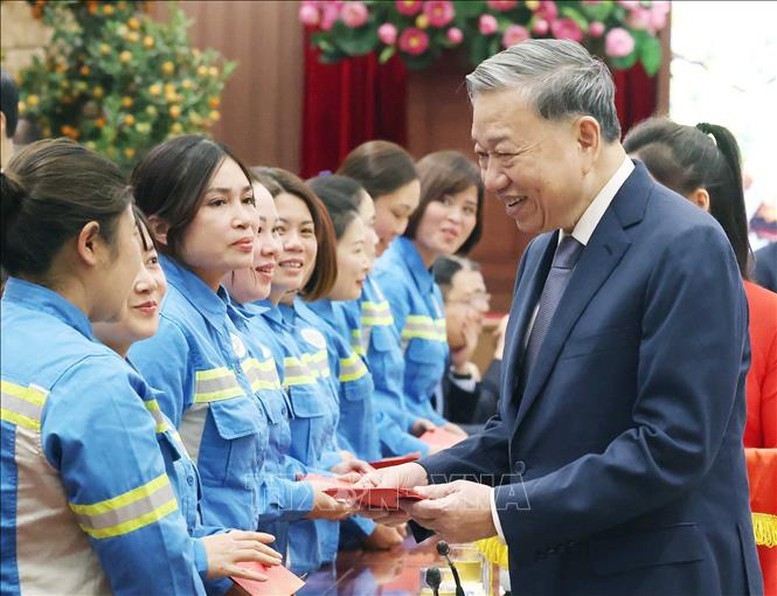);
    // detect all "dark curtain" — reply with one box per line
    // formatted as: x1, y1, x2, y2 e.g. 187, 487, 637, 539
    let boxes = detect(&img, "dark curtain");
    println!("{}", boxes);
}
301, 40, 656, 176
613, 62, 658, 136
301, 36, 408, 178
